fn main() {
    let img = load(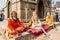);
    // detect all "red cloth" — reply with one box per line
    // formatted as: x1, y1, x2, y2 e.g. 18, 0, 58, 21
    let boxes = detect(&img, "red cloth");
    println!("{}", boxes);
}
27, 28, 42, 36
7, 18, 25, 31
42, 24, 49, 31
26, 24, 49, 36
3, 28, 7, 34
